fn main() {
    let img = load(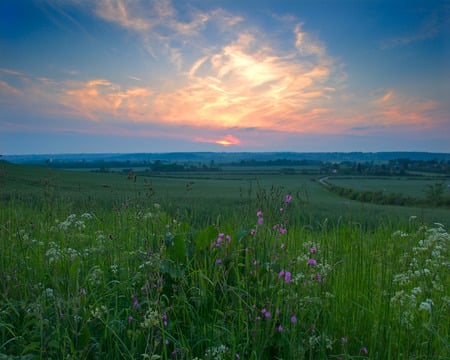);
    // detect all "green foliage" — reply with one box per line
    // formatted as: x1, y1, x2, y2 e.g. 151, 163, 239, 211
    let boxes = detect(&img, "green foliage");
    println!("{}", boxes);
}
0, 163, 449, 358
